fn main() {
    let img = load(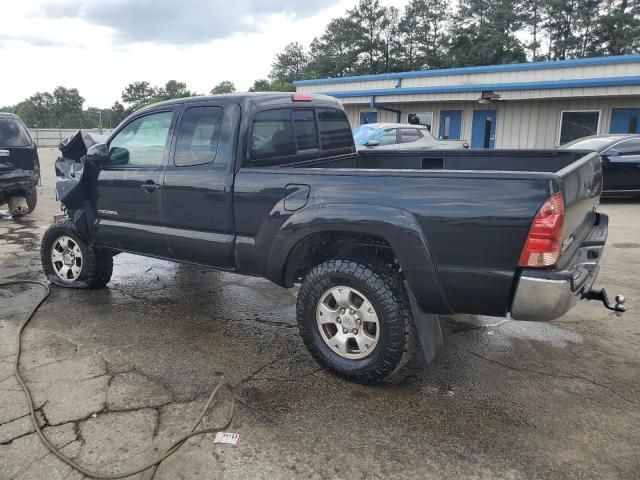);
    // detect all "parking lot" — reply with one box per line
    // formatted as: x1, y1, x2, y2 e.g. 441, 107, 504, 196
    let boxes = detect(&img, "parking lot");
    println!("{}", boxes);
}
1, 148, 639, 479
